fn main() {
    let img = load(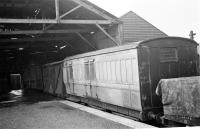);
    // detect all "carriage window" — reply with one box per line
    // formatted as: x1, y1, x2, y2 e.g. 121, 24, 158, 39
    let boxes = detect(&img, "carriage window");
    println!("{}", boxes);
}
84, 62, 90, 80
84, 60, 96, 81
160, 48, 178, 62
90, 62, 96, 80
69, 65, 73, 80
